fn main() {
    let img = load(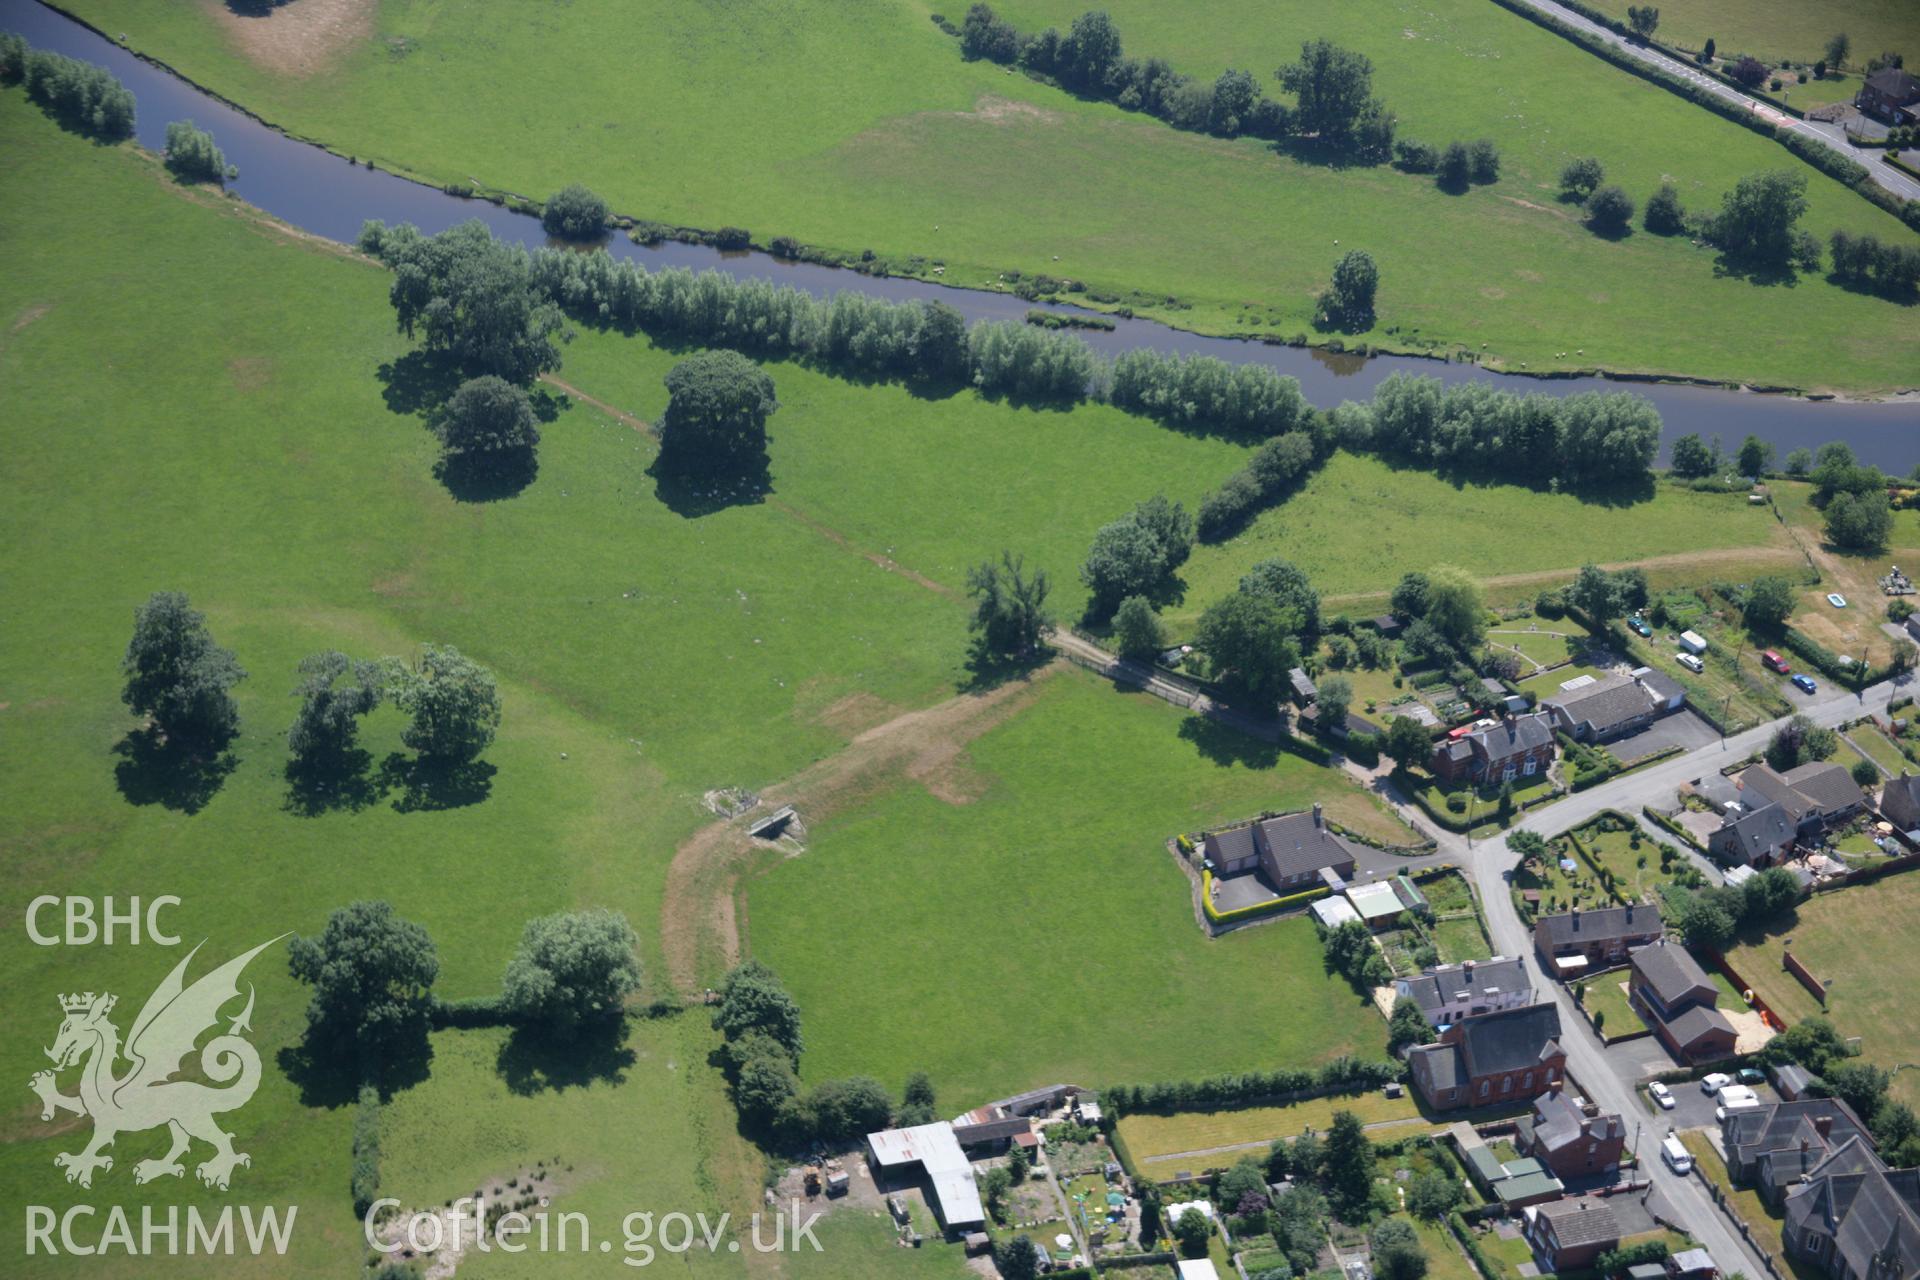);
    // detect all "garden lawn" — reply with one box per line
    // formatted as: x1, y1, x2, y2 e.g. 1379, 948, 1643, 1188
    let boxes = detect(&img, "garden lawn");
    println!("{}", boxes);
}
1572, 814, 1690, 901
1851, 722, 1910, 775
1416, 1216, 1484, 1280
1723, 869, 1920, 1109
46, 0, 1920, 393
1118, 1090, 1427, 1164
1176, 453, 1785, 622
1432, 915, 1495, 965
1578, 0, 1920, 65
747, 671, 1400, 1100
1771, 479, 1920, 674
1579, 973, 1647, 1040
